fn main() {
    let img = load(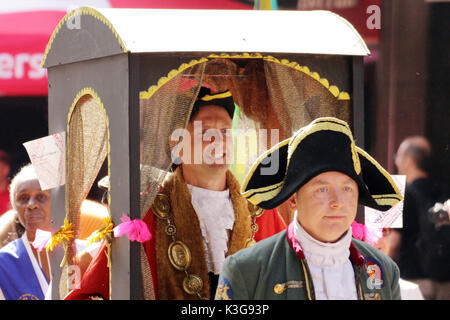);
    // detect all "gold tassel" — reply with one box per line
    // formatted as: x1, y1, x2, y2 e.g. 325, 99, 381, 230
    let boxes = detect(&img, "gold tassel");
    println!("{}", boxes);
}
106, 241, 112, 300
46, 219, 74, 252
86, 217, 114, 244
